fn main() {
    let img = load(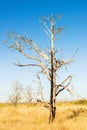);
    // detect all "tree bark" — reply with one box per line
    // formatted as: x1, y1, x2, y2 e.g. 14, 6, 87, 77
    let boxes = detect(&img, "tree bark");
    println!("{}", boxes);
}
49, 24, 56, 122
